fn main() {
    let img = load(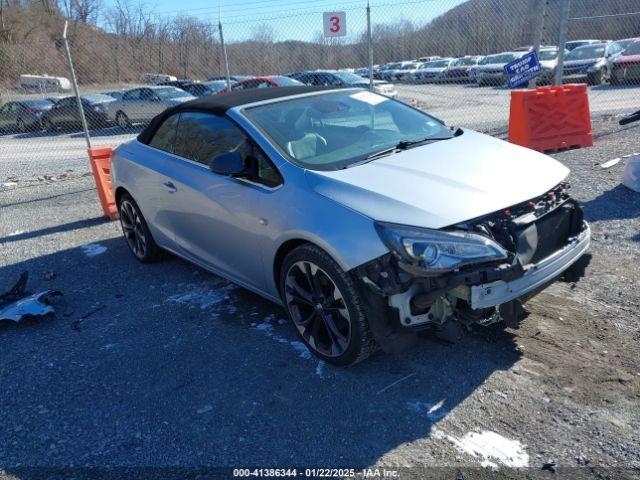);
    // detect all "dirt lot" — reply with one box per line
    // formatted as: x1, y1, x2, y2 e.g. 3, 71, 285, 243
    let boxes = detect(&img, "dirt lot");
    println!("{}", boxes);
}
0, 115, 639, 479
